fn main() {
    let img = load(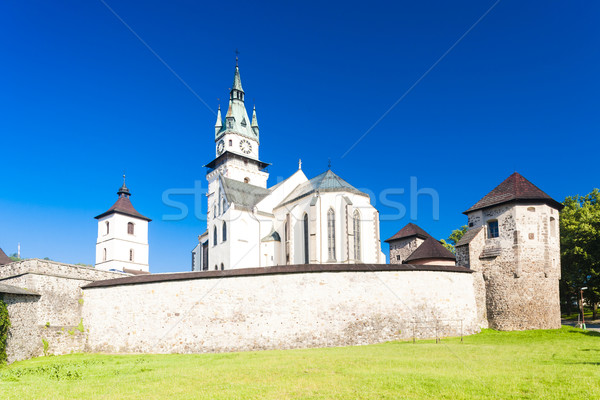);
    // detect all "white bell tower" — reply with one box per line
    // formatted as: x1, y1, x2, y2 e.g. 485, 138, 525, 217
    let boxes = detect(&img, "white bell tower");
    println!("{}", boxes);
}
94, 176, 151, 272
